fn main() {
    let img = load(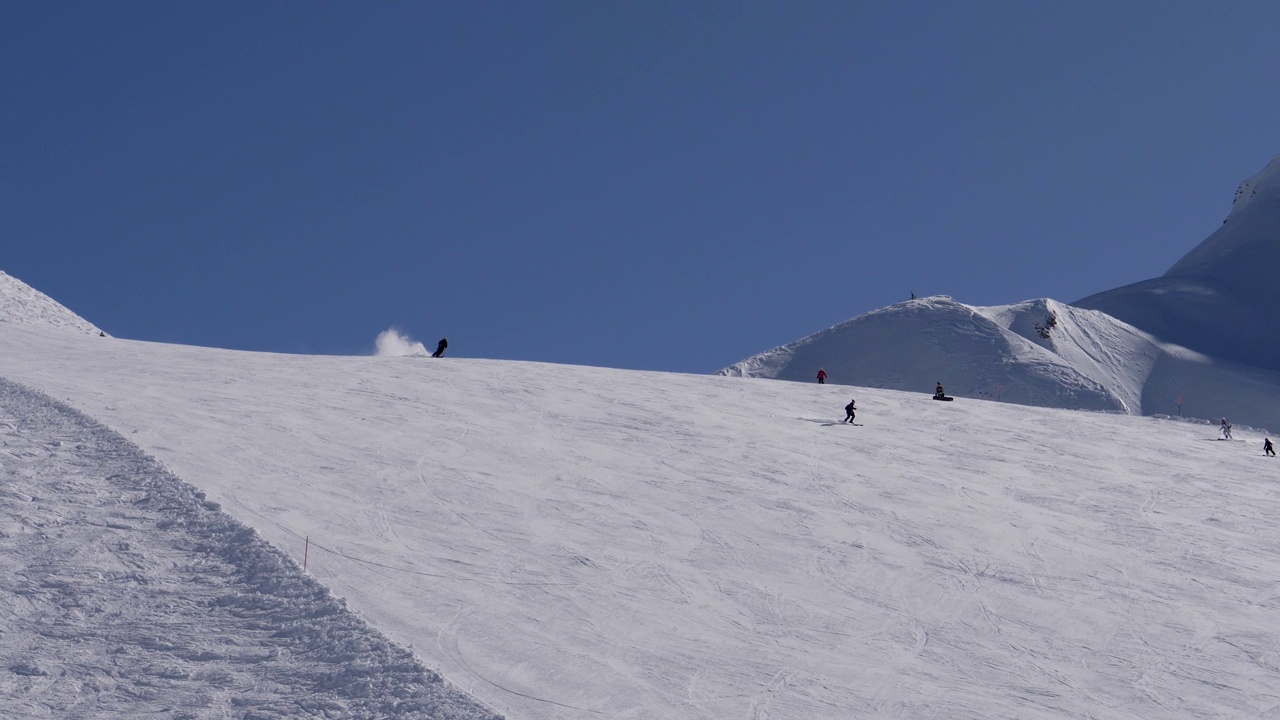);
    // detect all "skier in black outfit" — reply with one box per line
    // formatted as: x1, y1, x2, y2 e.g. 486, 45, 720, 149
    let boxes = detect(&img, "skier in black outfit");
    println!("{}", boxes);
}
843, 399, 856, 423
1266, 438, 1275, 457
935, 382, 945, 399
432, 337, 448, 358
